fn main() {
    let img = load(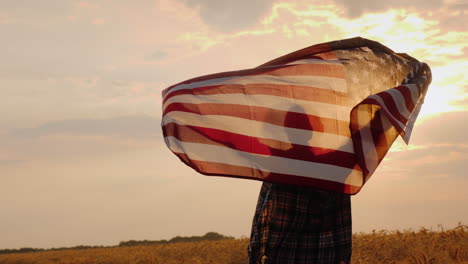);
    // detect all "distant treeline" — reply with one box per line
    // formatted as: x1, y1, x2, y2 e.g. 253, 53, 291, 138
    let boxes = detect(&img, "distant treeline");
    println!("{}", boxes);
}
0, 232, 233, 255
119, 232, 233, 247
0, 245, 107, 255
